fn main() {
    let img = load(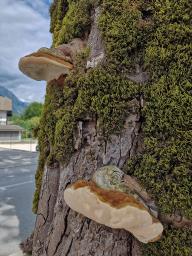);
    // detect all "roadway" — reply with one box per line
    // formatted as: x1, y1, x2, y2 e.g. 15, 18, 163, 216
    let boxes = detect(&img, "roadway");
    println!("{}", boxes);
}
0, 148, 38, 256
